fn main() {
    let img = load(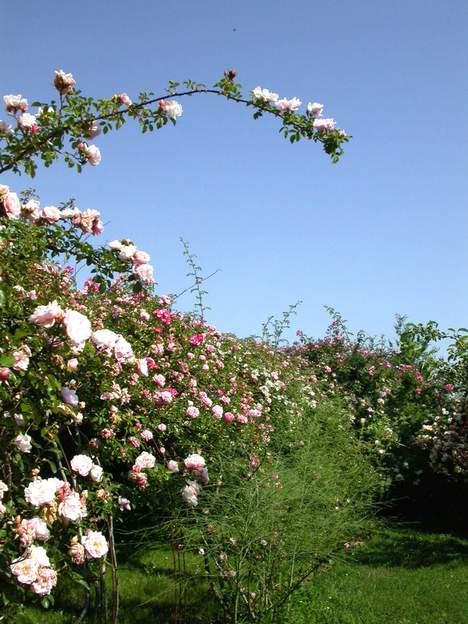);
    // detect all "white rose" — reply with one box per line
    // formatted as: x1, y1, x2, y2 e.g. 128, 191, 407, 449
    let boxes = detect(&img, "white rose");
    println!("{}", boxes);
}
90, 464, 103, 483
70, 454, 93, 477
15, 433, 32, 453
134, 451, 156, 470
